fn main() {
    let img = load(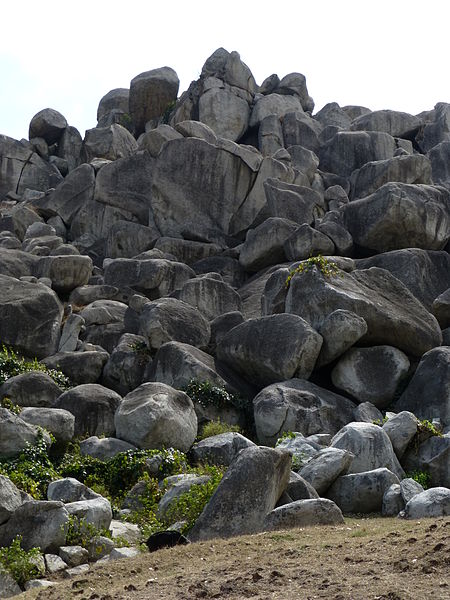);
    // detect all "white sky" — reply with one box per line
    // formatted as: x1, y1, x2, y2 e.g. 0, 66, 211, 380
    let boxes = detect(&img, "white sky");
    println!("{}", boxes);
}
1, 0, 449, 141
